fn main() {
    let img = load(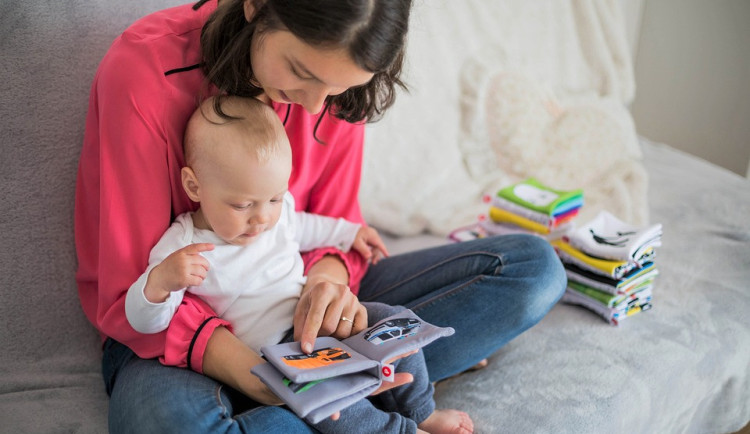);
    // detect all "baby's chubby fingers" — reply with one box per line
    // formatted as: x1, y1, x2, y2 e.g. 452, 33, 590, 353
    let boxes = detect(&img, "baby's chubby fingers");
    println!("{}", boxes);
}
183, 242, 215, 254
367, 232, 389, 258
145, 243, 213, 302
350, 237, 373, 262
352, 227, 389, 264
182, 243, 214, 272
